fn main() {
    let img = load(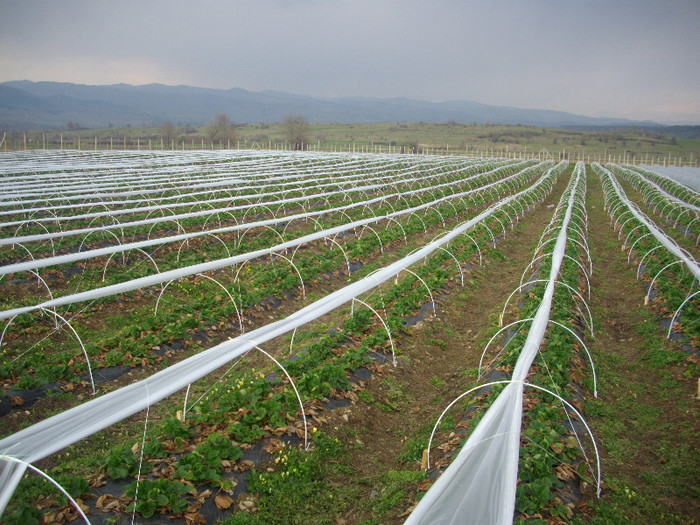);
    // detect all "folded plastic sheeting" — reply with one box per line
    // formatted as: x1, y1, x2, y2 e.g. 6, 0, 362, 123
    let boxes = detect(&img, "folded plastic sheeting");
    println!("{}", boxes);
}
405, 163, 583, 525
404, 384, 523, 525
0, 165, 562, 516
